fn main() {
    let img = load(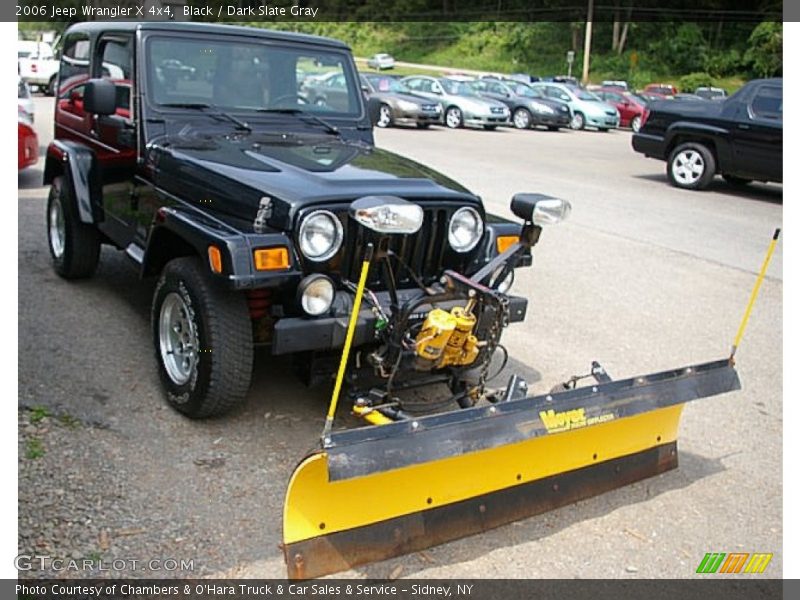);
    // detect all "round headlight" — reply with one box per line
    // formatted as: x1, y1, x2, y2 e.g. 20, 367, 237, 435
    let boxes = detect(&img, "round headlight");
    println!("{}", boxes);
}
298, 210, 343, 262
448, 207, 484, 253
490, 267, 514, 294
299, 275, 335, 316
